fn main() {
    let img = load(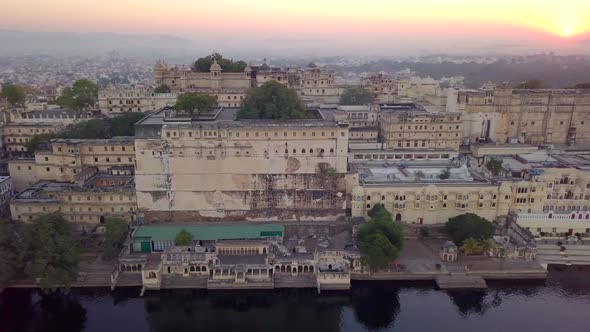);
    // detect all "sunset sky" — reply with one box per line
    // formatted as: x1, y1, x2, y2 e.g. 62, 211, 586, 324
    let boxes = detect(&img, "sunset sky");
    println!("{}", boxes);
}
1, 0, 590, 44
